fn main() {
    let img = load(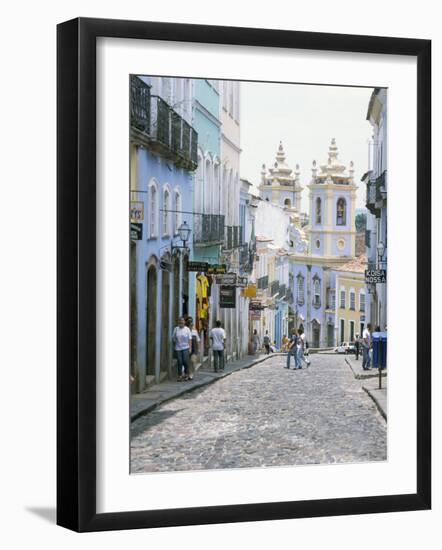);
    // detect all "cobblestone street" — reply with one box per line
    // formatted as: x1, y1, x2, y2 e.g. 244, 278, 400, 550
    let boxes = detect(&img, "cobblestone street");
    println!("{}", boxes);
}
131, 354, 387, 473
